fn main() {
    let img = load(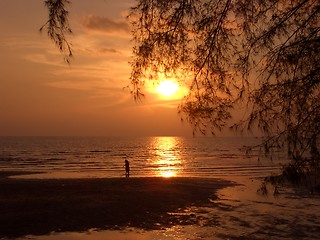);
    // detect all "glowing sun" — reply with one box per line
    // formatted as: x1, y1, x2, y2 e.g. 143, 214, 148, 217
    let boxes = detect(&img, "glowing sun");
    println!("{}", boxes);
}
156, 80, 179, 98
